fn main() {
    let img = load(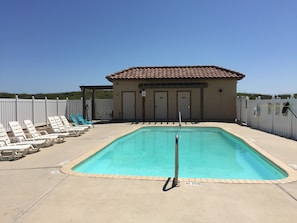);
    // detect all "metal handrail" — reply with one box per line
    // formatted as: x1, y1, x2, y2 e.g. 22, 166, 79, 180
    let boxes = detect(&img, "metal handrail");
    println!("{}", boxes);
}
178, 111, 182, 127
173, 134, 179, 186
